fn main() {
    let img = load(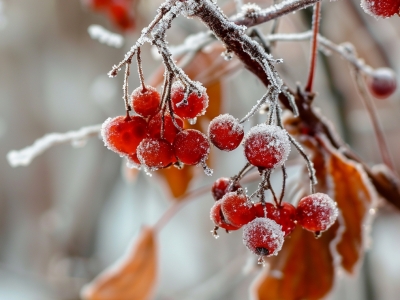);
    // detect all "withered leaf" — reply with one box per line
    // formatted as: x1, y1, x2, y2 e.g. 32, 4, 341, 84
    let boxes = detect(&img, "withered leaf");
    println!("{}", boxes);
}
326, 143, 378, 273
82, 226, 157, 300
